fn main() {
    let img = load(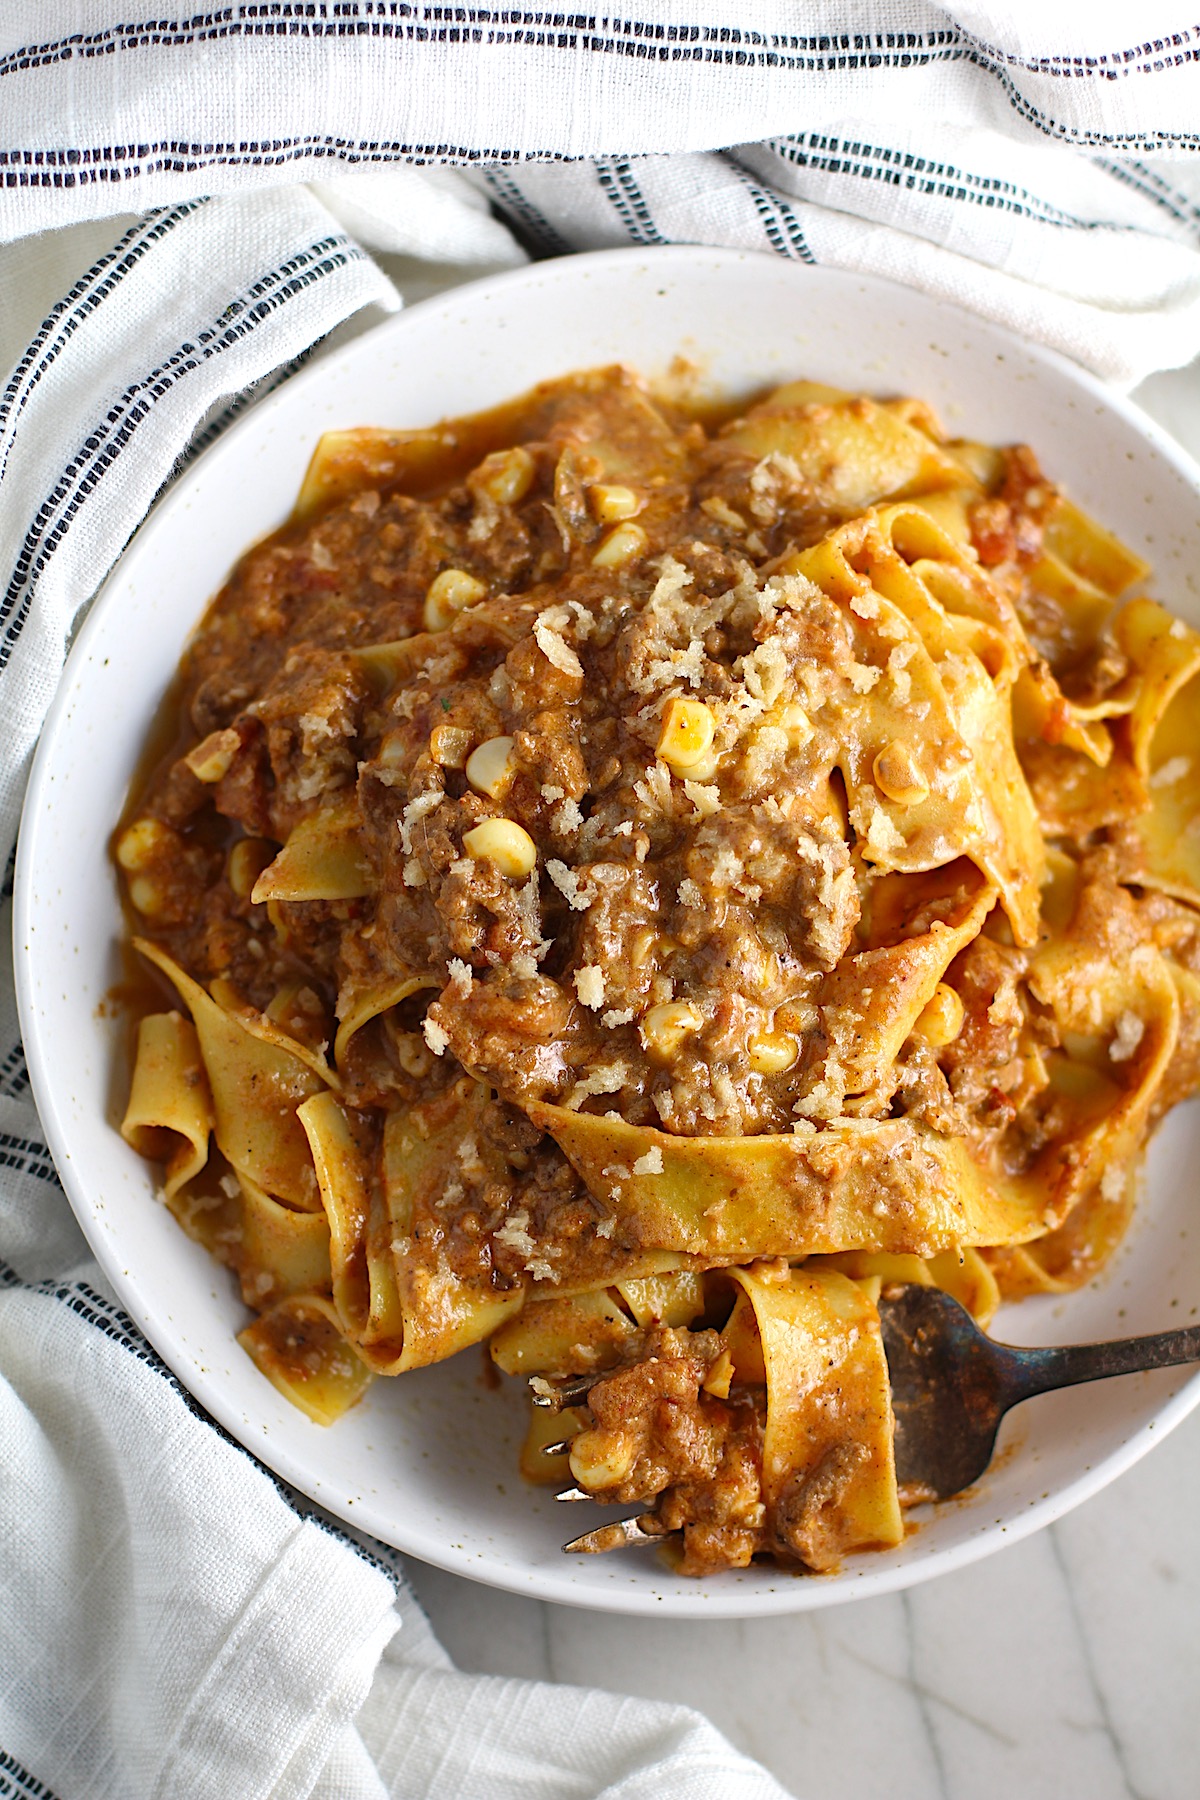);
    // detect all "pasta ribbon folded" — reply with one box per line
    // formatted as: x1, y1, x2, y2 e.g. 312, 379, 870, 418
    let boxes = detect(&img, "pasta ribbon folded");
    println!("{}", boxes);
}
120, 1010, 212, 1198
730, 1267, 903, 1569
238, 1294, 375, 1425
251, 798, 375, 903
528, 1103, 1051, 1261
134, 939, 326, 1208
719, 391, 965, 518
782, 504, 1042, 943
